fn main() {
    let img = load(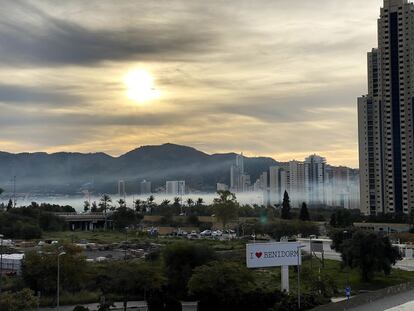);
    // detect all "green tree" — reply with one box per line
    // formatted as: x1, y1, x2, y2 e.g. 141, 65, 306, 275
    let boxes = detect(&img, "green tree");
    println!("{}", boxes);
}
0, 289, 37, 311
134, 199, 143, 213
188, 261, 255, 311
6, 199, 13, 211
112, 206, 143, 230
0, 188, 4, 195
99, 194, 112, 230
117, 198, 126, 209
163, 242, 216, 299
83, 201, 90, 213
213, 190, 239, 229
330, 230, 402, 281
299, 202, 310, 221
186, 198, 194, 207
281, 191, 291, 220
91, 201, 98, 213
22, 244, 88, 295
95, 261, 164, 302
196, 198, 204, 206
